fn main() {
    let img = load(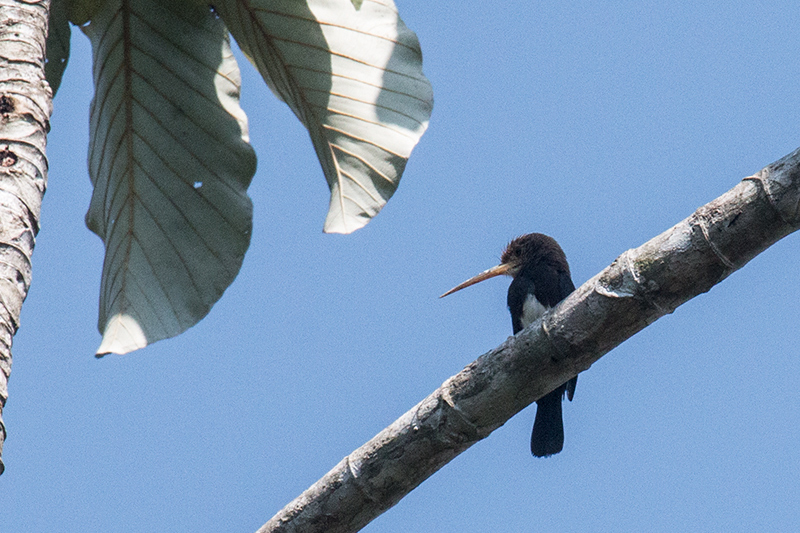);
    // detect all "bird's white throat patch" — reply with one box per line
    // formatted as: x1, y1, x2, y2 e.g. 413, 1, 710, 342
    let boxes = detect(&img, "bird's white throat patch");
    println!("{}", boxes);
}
521, 293, 549, 328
